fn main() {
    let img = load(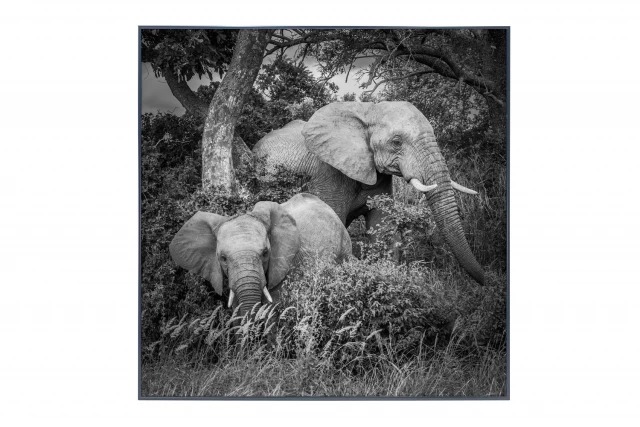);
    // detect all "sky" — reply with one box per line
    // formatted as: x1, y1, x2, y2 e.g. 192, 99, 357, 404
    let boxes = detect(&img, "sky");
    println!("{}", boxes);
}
141, 55, 375, 116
